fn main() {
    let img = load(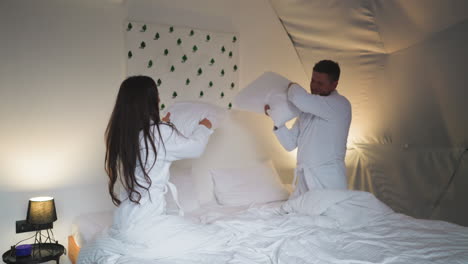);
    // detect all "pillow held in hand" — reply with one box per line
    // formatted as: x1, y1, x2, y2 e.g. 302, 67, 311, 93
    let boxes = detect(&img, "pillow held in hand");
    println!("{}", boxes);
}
211, 160, 290, 206
163, 101, 227, 136
234, 71, 300, 125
